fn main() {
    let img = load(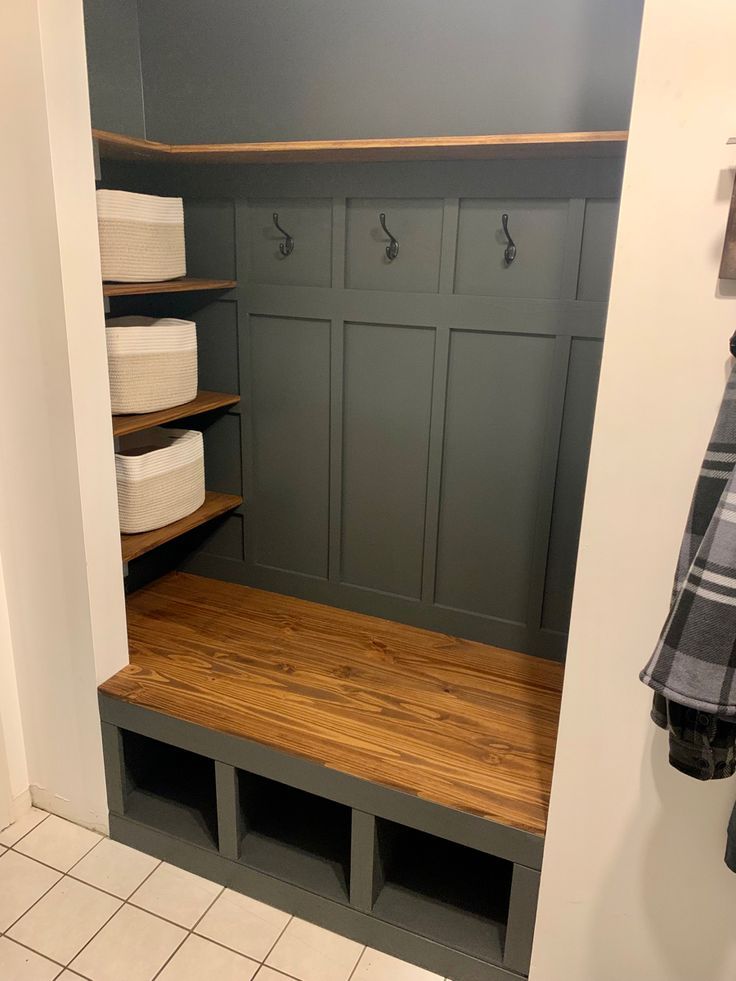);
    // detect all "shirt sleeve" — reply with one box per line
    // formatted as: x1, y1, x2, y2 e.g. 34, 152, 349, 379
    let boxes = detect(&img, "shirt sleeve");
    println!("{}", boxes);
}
651, 693, 736, 780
